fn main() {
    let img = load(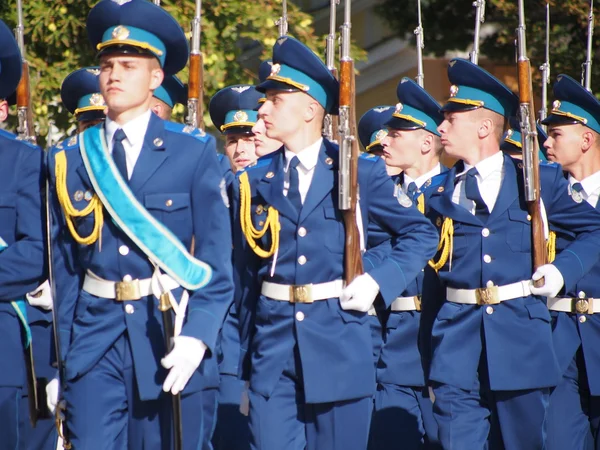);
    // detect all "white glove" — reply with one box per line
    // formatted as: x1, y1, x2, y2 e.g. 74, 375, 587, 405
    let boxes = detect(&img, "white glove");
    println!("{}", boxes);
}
239, 381, 250, 417
161, 336, 207, 395
530, 264, 564, 298
45, 377, 66, 420
26, 280, 53, 310
340, 273, 380, 312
